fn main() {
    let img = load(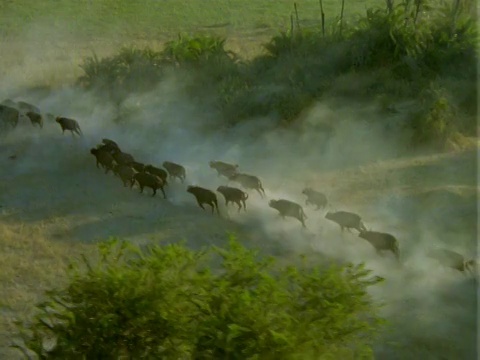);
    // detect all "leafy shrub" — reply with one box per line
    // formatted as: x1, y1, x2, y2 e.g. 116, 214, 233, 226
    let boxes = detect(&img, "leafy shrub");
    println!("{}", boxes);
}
407, 85, 459, 147
78, 47, 166, 93
12, 236, 385, 359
